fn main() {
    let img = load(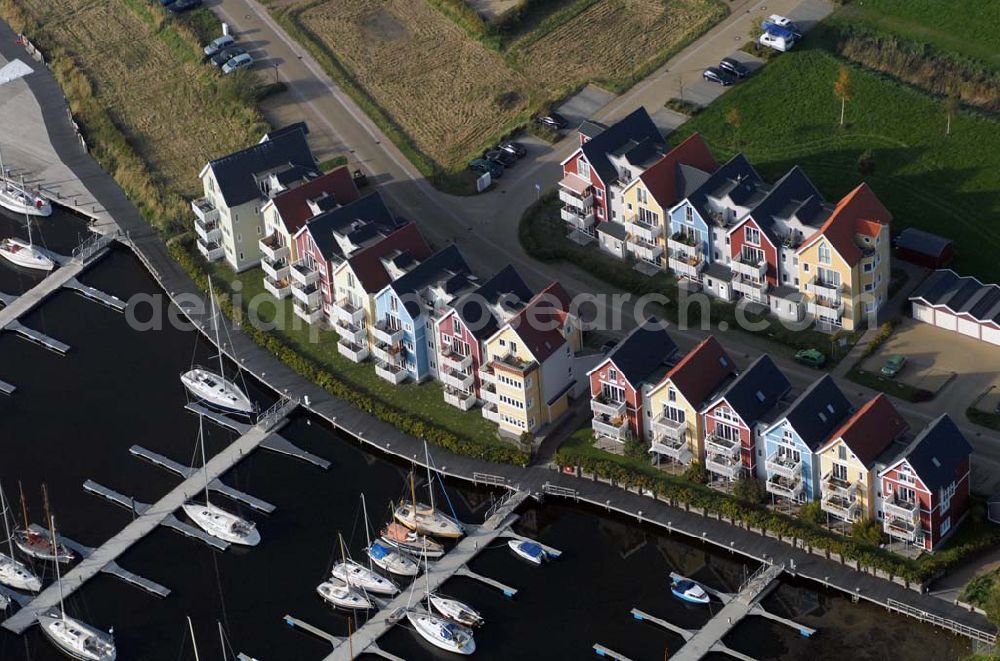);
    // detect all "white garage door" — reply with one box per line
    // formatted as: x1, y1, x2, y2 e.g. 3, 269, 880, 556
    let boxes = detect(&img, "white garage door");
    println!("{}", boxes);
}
913, 304, 934, 323
983, 326, 1000, 346
935, 311, 958, 331
958, 318, 981, 339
